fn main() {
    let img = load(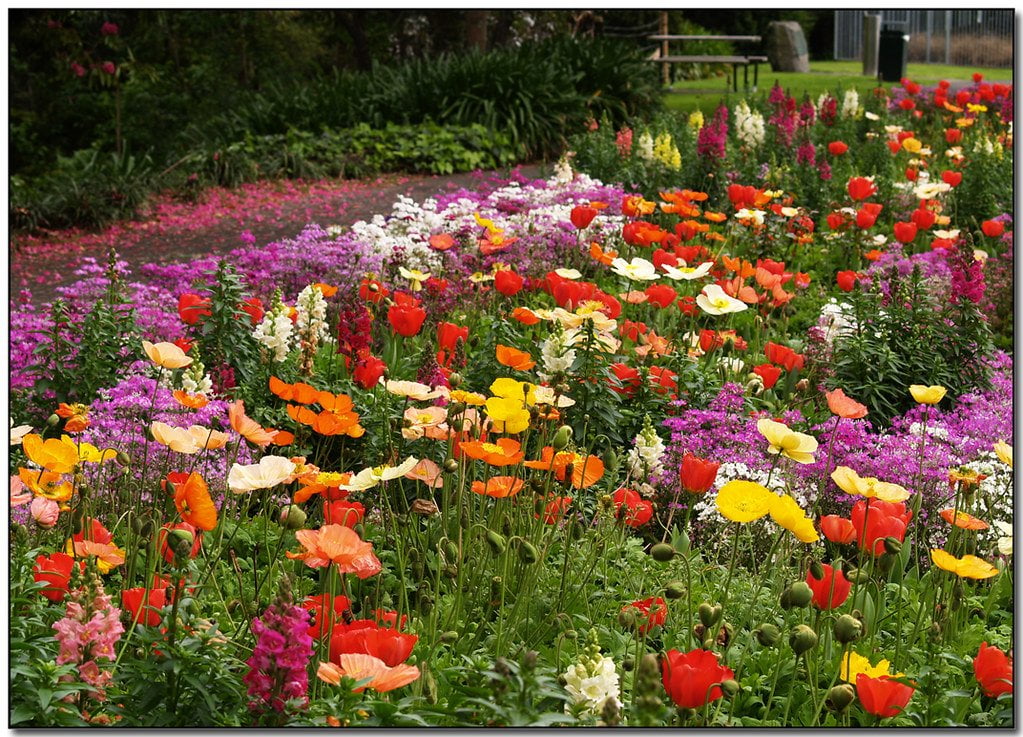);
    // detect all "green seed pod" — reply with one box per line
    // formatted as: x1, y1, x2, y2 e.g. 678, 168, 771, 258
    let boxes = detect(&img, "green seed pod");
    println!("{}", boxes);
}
441, 538, 459, 562
650, 542, 675, 562
622, 657, 635, 672
279, 505, 307, 530
485, 529, 507, 556
711, 605, 723, 625
845, 567, 869, 584
443, 458, 459, 474
47, 413, 61, 427
833, 613, 863, 644
490, 576, 503, 601
883, 536, 902, 555
552, 425, 573, 450
665, 581, 686, 600
440, 630, 459, 644
789, 624, 819, 655
809, 559, 825, 580
617, 608, 638, 629
448, 372, 463, 388
720, 679, 740, 698
779, 587, 794, 610
825, 683, 856, 712
788, 581, 814, 608
446, 402, 467, 418
755, 623, 781, 647
603, 449, 620, 473
564, 629, 578, 640
518, 540, 539, 564
115, 451, 131, 467
164, 481, 176, 496
703, 637, 716, 650
418, 595, 434, 615
698, 602, 715, 628
169, 528, 195, 555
